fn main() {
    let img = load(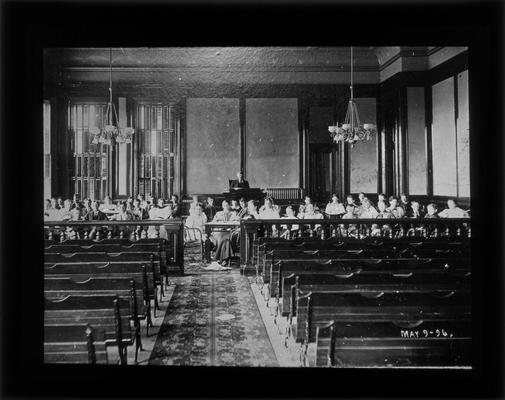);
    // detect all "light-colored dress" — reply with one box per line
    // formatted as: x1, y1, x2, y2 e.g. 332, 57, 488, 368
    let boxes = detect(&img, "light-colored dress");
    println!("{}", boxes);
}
211, 211, 240, 261
325, 202, 345, 217
438, 207, 469, 218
